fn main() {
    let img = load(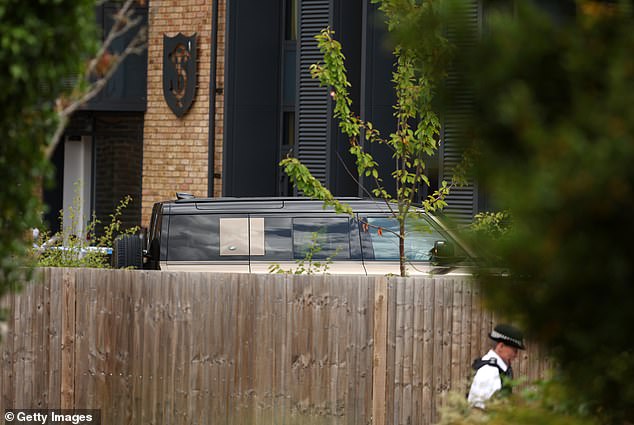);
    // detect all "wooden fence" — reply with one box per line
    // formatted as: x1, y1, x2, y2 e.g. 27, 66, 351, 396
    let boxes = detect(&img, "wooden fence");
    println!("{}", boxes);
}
0, 268, 551, 424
